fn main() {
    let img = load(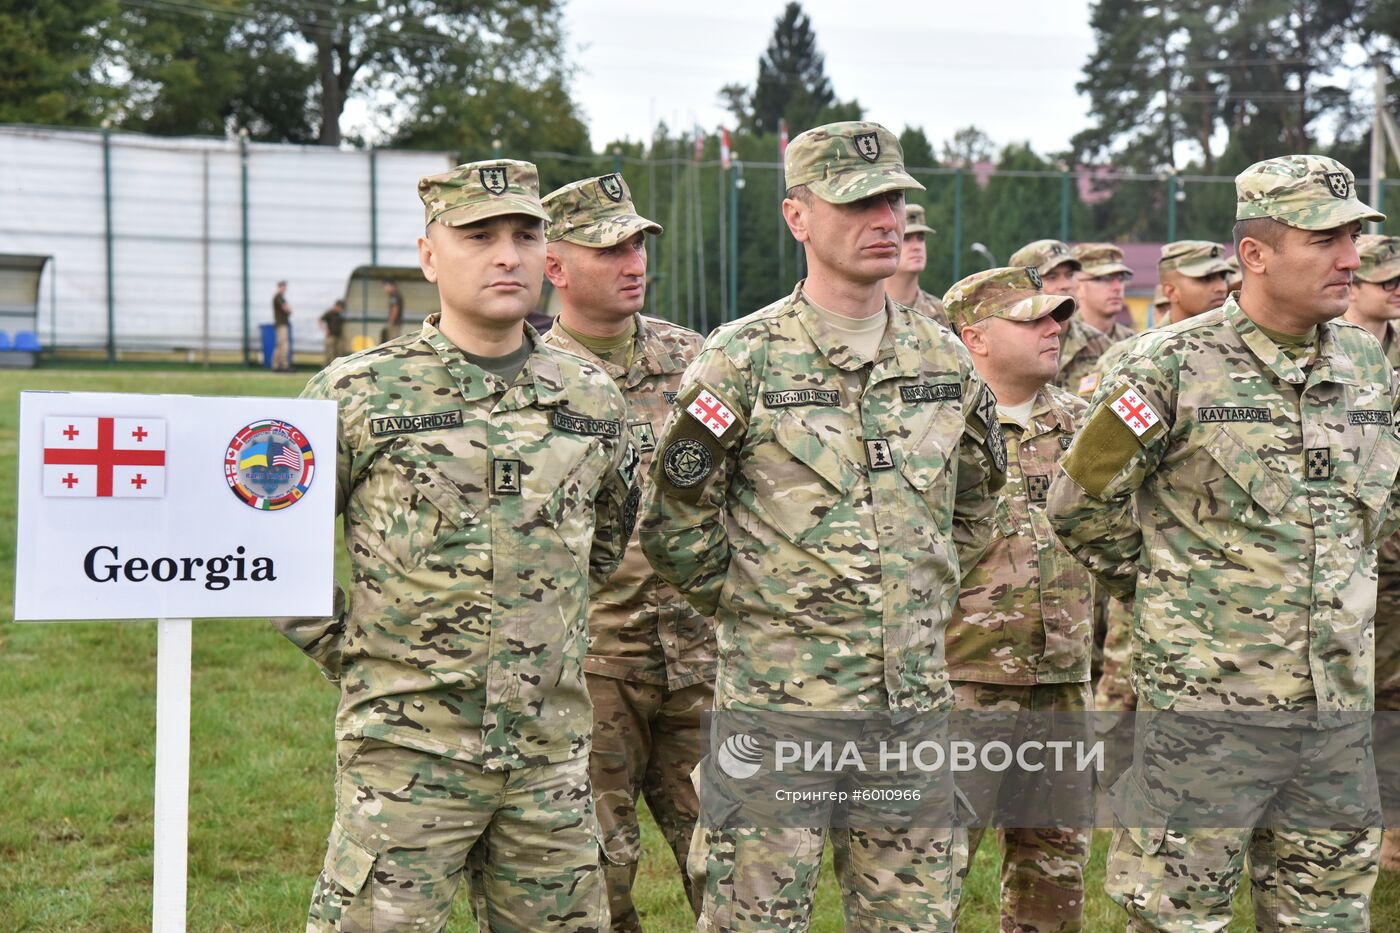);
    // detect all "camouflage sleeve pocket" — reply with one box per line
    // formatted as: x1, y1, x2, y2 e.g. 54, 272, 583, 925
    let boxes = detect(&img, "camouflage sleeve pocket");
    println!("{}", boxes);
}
317, 821, 376, 911
1355, 430, 1400, 542
652, 383, 748, 504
